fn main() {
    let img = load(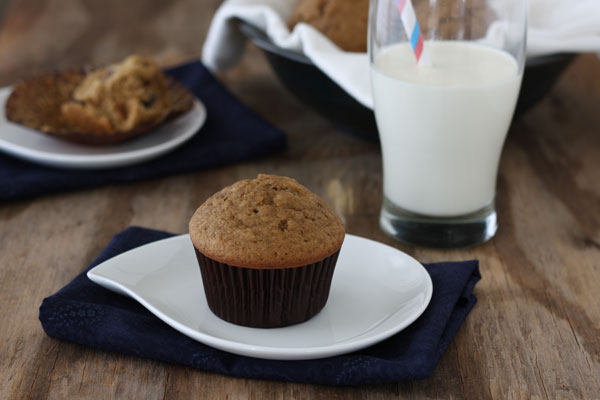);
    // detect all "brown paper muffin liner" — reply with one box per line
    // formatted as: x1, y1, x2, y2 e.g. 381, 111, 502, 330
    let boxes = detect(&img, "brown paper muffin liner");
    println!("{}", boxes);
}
194, 249, 340, 328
